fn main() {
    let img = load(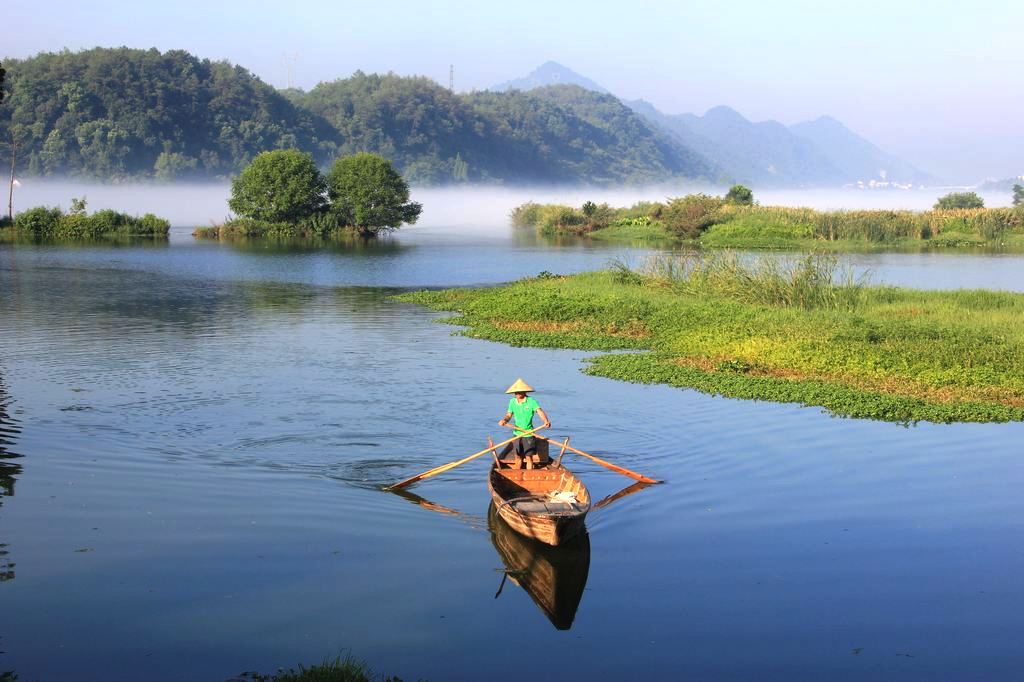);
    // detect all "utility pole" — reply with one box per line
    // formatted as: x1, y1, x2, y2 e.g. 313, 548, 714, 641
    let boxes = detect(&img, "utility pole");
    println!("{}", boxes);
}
449, 64, 454, 92
7, 135, 17, 221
